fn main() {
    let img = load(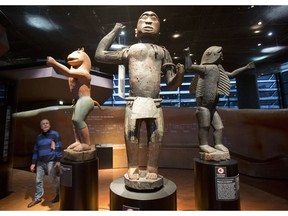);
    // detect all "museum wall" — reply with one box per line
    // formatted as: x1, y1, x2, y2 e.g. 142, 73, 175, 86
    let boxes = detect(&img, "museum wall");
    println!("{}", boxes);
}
10, 106, 288, 179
